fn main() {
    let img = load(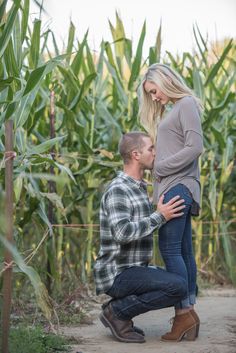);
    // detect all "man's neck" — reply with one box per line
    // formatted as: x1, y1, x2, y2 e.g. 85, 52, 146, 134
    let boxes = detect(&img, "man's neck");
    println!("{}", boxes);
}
123, 164, 143, 181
